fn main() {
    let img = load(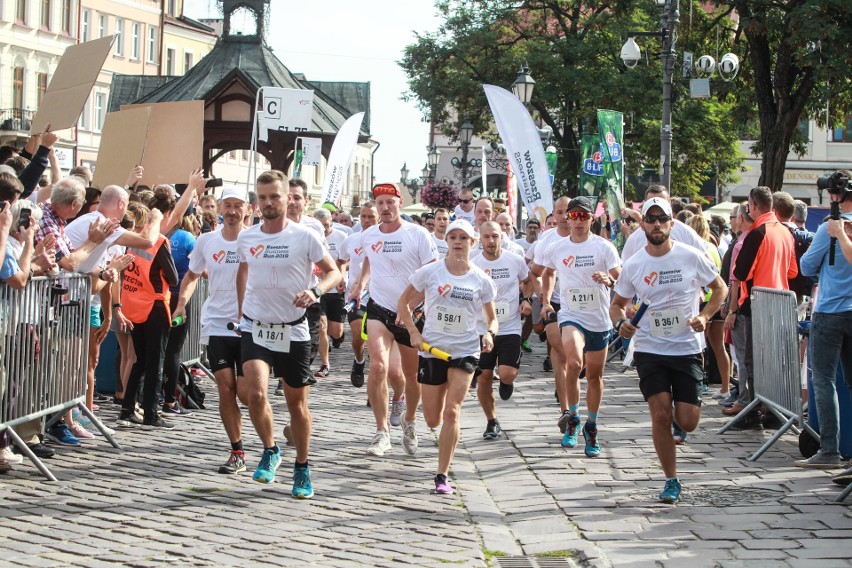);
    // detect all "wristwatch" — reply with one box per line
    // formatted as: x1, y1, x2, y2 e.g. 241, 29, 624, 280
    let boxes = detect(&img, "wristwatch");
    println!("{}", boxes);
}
312, 286, 323, 299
